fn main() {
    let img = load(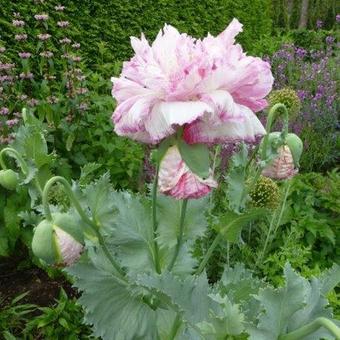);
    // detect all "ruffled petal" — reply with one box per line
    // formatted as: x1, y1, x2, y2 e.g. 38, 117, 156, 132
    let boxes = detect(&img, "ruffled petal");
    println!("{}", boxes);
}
144, 100, 213, 143
217, 18, 243, 46
158, 145, 217, 199
183, 90, 266, 144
